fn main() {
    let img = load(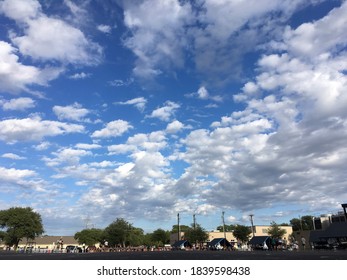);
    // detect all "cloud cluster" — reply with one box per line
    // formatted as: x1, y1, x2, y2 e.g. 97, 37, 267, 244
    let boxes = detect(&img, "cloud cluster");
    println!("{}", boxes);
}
0, 116, 85, 143
122, 0, 325, 83
0, 0, 102, 94
1, 0, 347, 234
